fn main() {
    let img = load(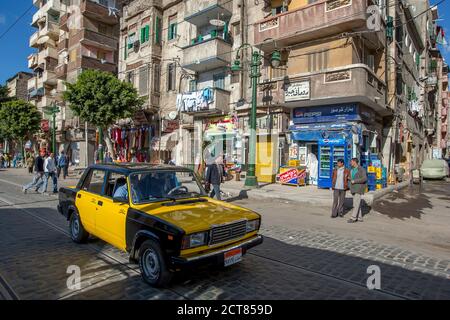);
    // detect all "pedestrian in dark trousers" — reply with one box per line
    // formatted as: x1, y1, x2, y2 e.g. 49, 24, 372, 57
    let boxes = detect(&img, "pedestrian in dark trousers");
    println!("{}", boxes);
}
331, 159, 350, 218
56, 151, 68, 179
206, 156, 226, 200
22, 151, 45, 193
348, 158, 368, 223
41, 153, 58, 194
